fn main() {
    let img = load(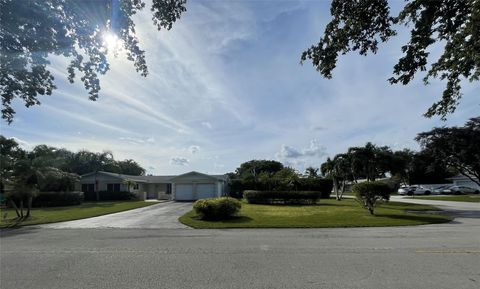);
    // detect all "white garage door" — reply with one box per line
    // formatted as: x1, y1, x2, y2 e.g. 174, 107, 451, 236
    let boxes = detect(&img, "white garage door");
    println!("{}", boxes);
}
175, 184, 194, 201
197, 183, 216, 199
